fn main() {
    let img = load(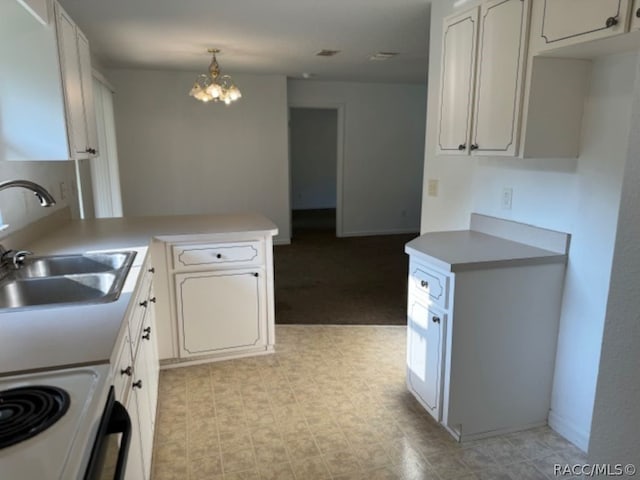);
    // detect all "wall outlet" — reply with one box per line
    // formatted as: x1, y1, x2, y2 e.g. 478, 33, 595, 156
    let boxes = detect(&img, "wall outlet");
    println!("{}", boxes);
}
427, 178, 439, 197
501, 187, 513, 210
